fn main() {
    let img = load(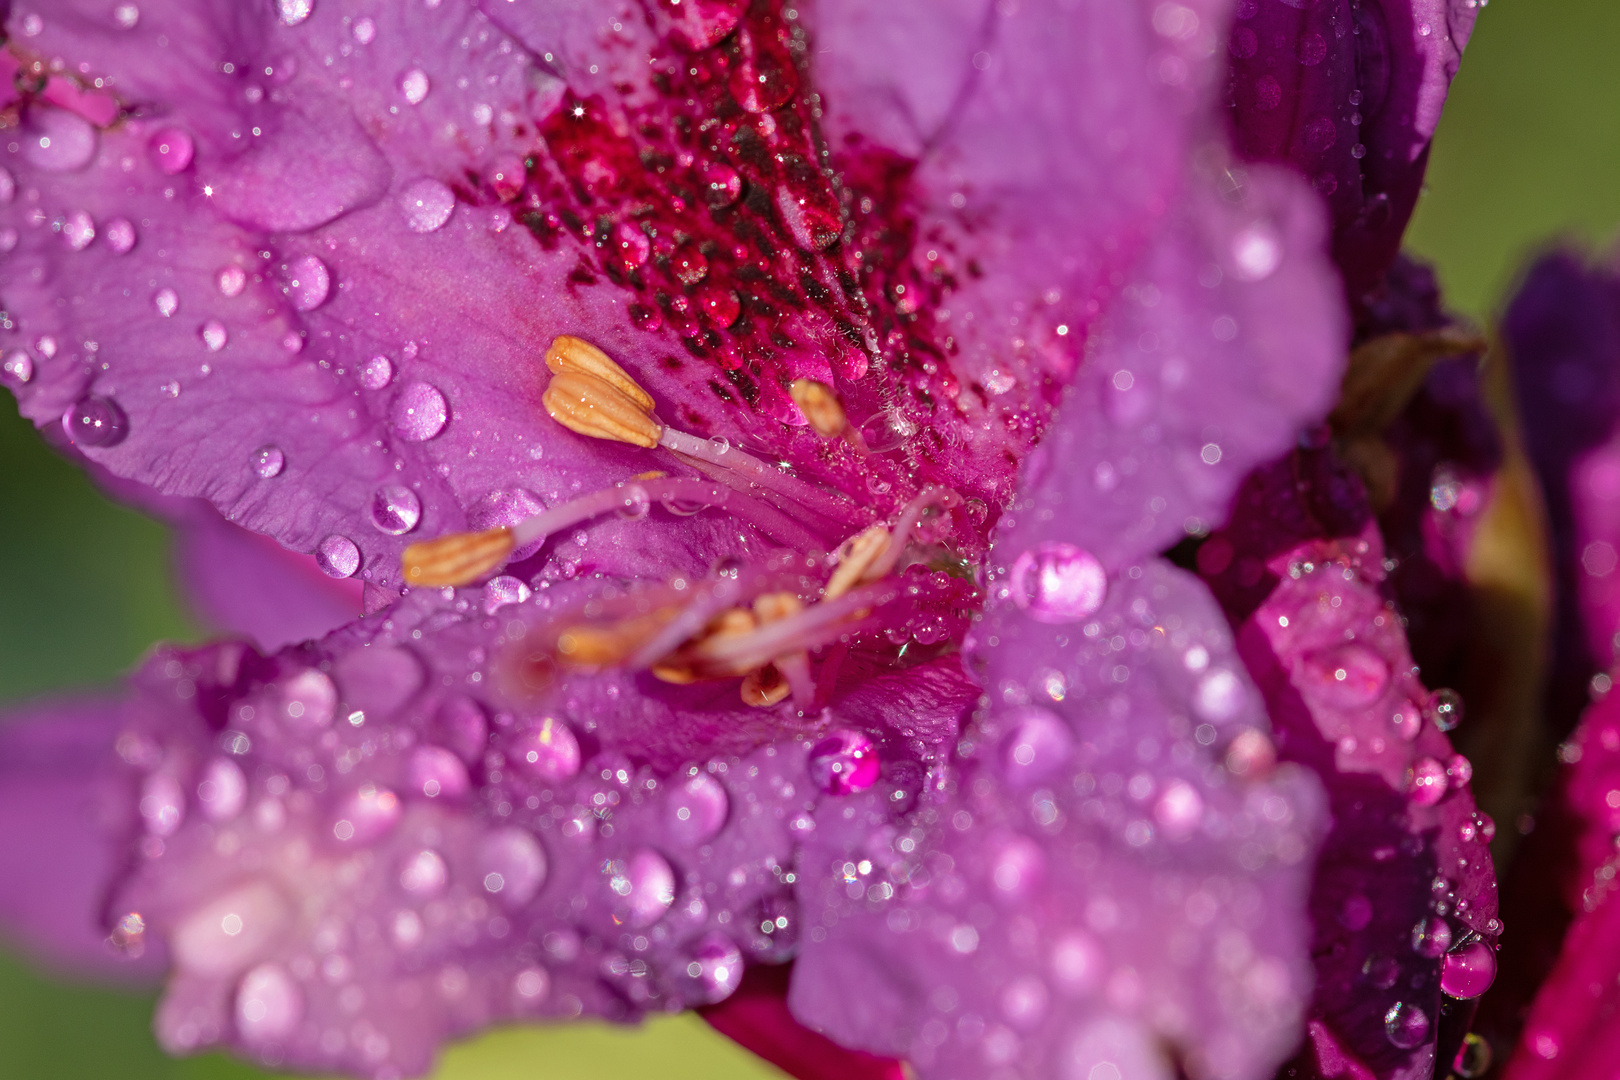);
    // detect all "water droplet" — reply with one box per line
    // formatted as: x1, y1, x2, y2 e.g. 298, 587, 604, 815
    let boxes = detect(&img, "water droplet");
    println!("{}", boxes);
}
409, 745, 470, 800
0, 227, 17, 253
671, 243, 709, 285
368, 483, 422, 535
513, 966, 550, 1002
1454, 1033, 1493, 1078
400, 68, 430, 105
612, 220, 649, 270
808, 729, 880, 795
1153, 780, 1203, 840
1425, 687, 1463, 732
140, 773, 185, 836
700, 161, 742, 207
1412, 915, 1453, 958
480, 827, 547, 907
1, 349, 33, 386
729, 25, 799, 112
170, 881, 290, 977
333, 786, 401, 844
197, 758, 247, 821
1001, 707, 1073, 785
360, 354, 394, 390
482, 575, 532, 613
251, 445, 285, 478
276, 0, 313, 27
1304, 643, 1390, 709
400, 178, 455, 233
511, 717, 581, 781
201, 319, 228, 352
1441, 939, 1497, 999
23, 106, 98, 172
104, 217, 136, 254
316, 535, 361, 578
149, 127, 194, 173
154, 287, 179, 317
667, 772, 728, 845
400, 848, 448, 896
616, 485, 651, 520
391, 381, 448, 441
613, 849, 675, 927
1383, 1002, 1430, 1050
279, 668, 336, 728
61, 210, 96, 250
63, 395, 128, 447
235, 962, 302, 1043
1050, 930, 1105, 994
745, 893, 797, 960
630, 303, 663, 332
1447, 753, 1473, 788
684, 933, 744, 1004
0, 167, 13, 204
1409, 757, 1448, 806
1009, 542, 1107, 623
351, 16, 376, 44
1230, 223, 1282, 280
697, 283, 742, 327
217, 265, 247, 297
283, 254, 330, 310
859, 410, 915, 452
